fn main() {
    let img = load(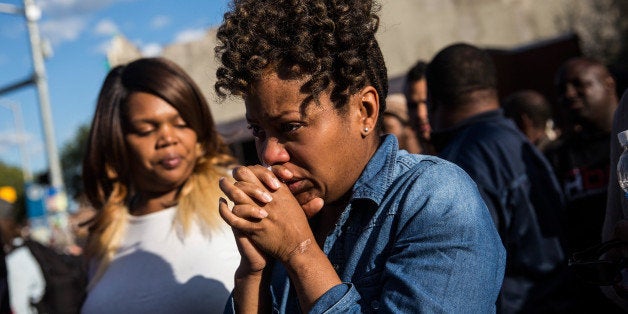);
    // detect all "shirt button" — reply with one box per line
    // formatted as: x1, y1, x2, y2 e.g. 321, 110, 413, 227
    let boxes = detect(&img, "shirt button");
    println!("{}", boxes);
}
371, 300, 380, 310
